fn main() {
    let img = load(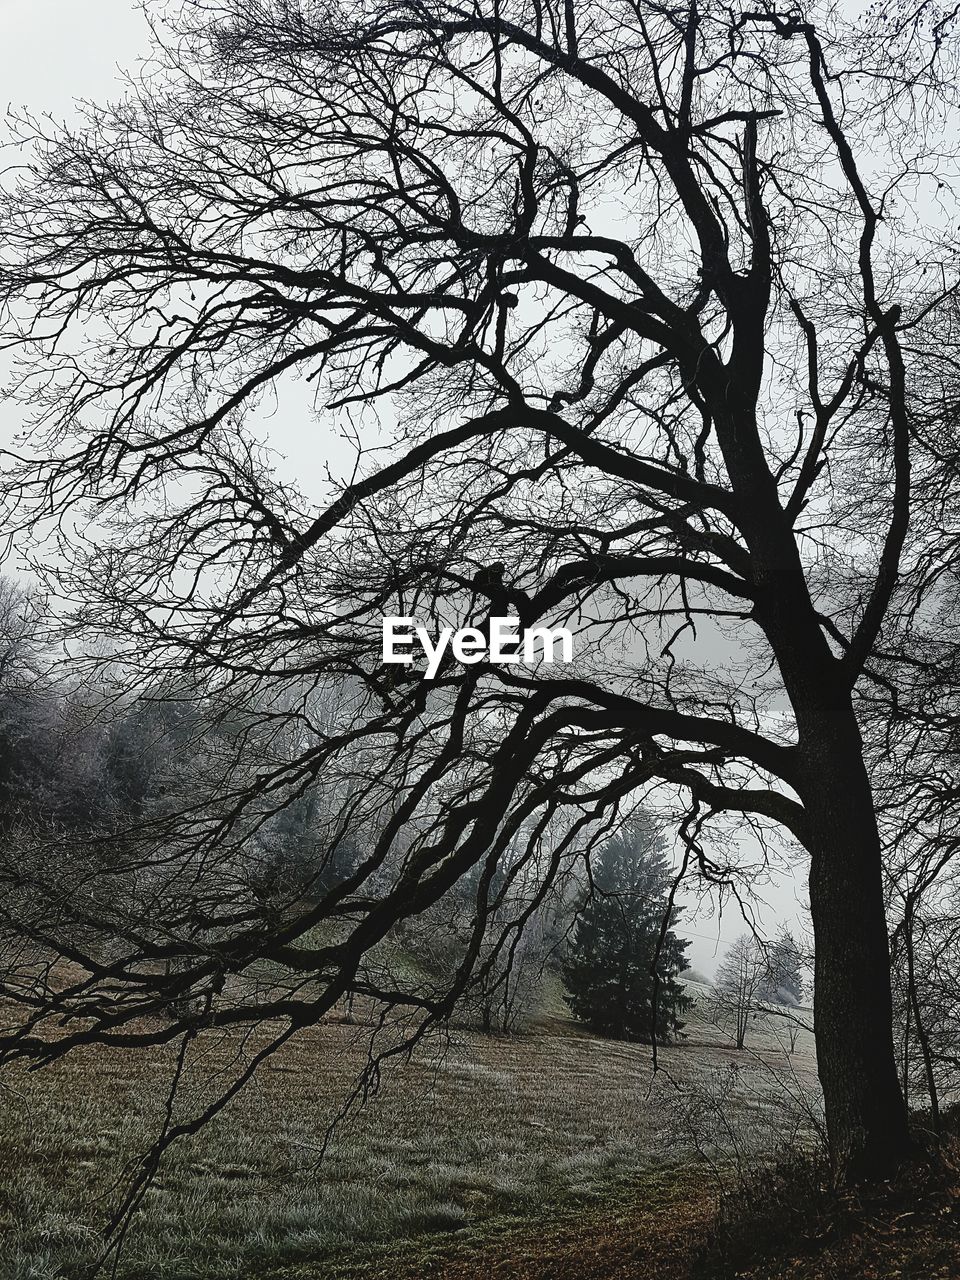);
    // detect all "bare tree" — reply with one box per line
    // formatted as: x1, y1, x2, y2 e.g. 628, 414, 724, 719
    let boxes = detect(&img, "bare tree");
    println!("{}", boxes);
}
865, 554, 960, 1127
3, 0, 959, 1185
712, 934, 767, 1052
888, 846, 960, 1132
